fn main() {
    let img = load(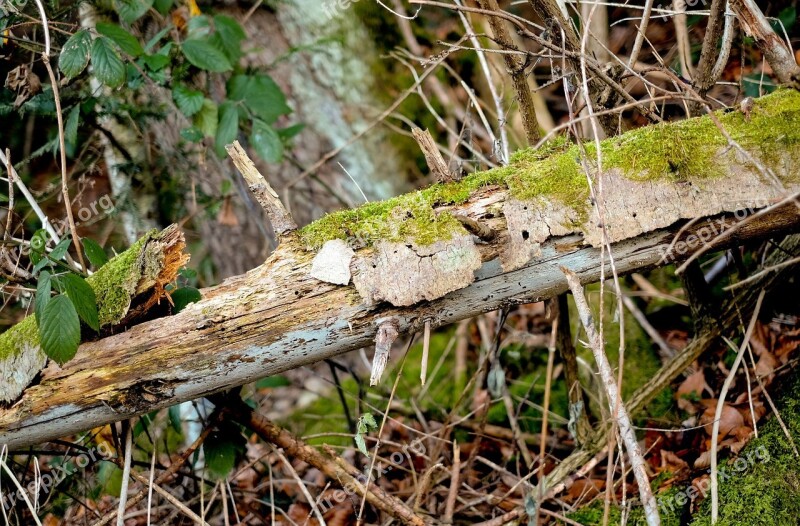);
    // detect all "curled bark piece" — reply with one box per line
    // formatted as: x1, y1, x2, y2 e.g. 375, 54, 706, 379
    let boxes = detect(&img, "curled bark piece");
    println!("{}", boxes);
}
352, 234, 482, 306
226, 140, 297, 236
0, 225, 187, 403
411, 128, 456, 183
370, 319, 400, 386
309, 239, 354, 285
